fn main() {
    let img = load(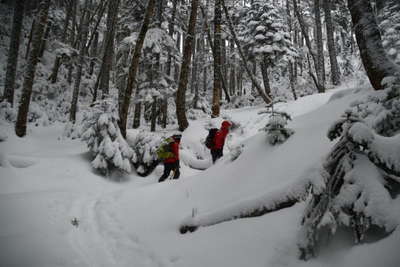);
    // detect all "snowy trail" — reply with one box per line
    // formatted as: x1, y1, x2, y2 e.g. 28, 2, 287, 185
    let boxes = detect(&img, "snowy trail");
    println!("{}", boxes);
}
67, 186, 168, 267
